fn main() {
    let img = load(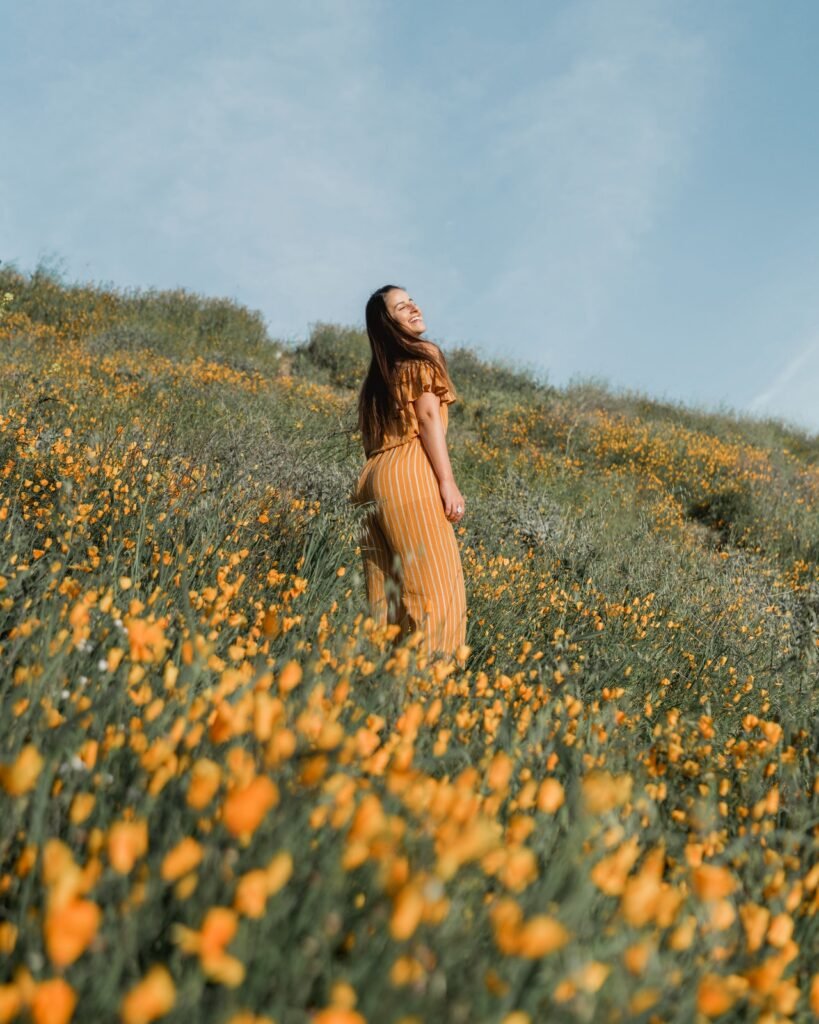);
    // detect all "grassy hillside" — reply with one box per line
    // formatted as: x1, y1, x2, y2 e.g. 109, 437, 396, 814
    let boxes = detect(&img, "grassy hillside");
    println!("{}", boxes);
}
0, 267, 817, 1024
